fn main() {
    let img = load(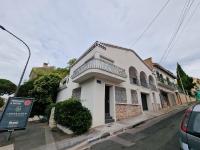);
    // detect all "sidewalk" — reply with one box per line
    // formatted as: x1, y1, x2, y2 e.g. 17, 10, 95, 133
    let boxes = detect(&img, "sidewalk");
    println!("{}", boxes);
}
0, 103, 190, 150
57, 103, 189, 150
